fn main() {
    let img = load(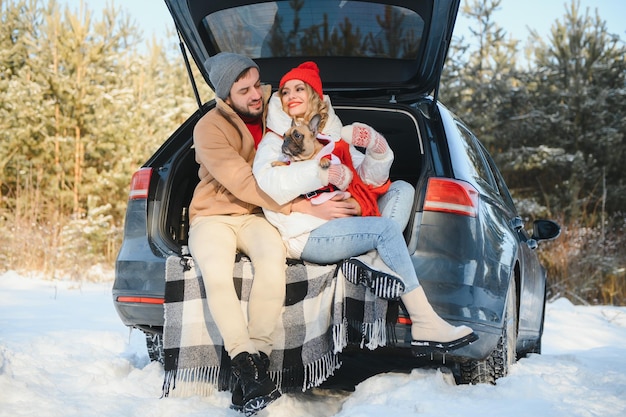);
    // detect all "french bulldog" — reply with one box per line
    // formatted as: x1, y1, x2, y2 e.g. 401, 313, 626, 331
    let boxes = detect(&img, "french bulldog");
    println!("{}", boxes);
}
271, 114, 329, 168
272, 114, 361, 215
